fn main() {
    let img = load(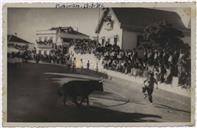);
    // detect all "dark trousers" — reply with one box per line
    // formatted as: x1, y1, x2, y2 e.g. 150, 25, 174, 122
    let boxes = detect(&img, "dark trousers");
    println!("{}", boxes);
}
147, 88, 153, 103
142, 86, 154, 103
